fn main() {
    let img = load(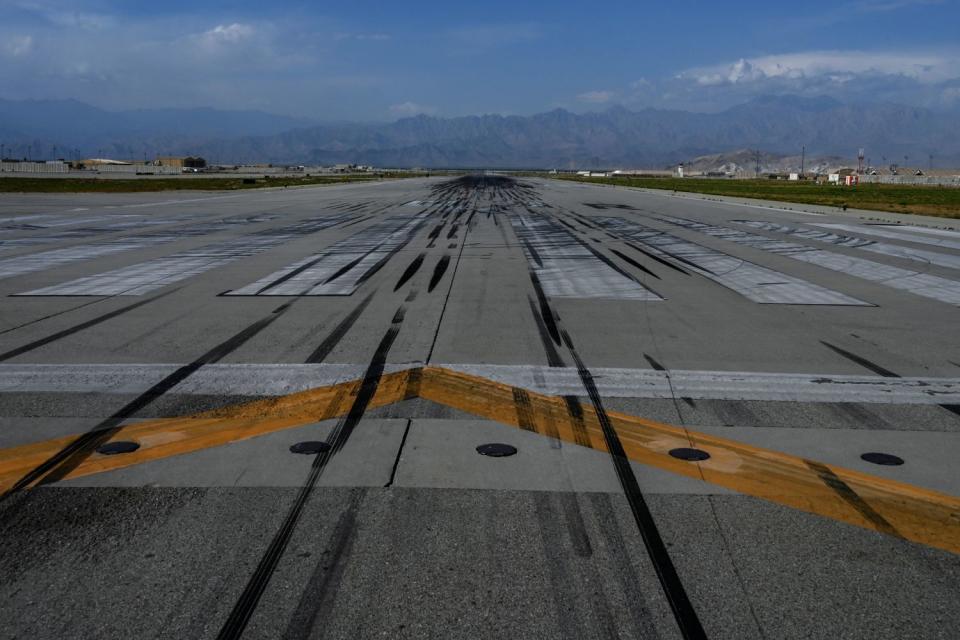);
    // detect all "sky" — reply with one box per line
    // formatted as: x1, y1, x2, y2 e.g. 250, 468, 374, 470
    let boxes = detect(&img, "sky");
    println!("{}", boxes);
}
1, 0, 958, 120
